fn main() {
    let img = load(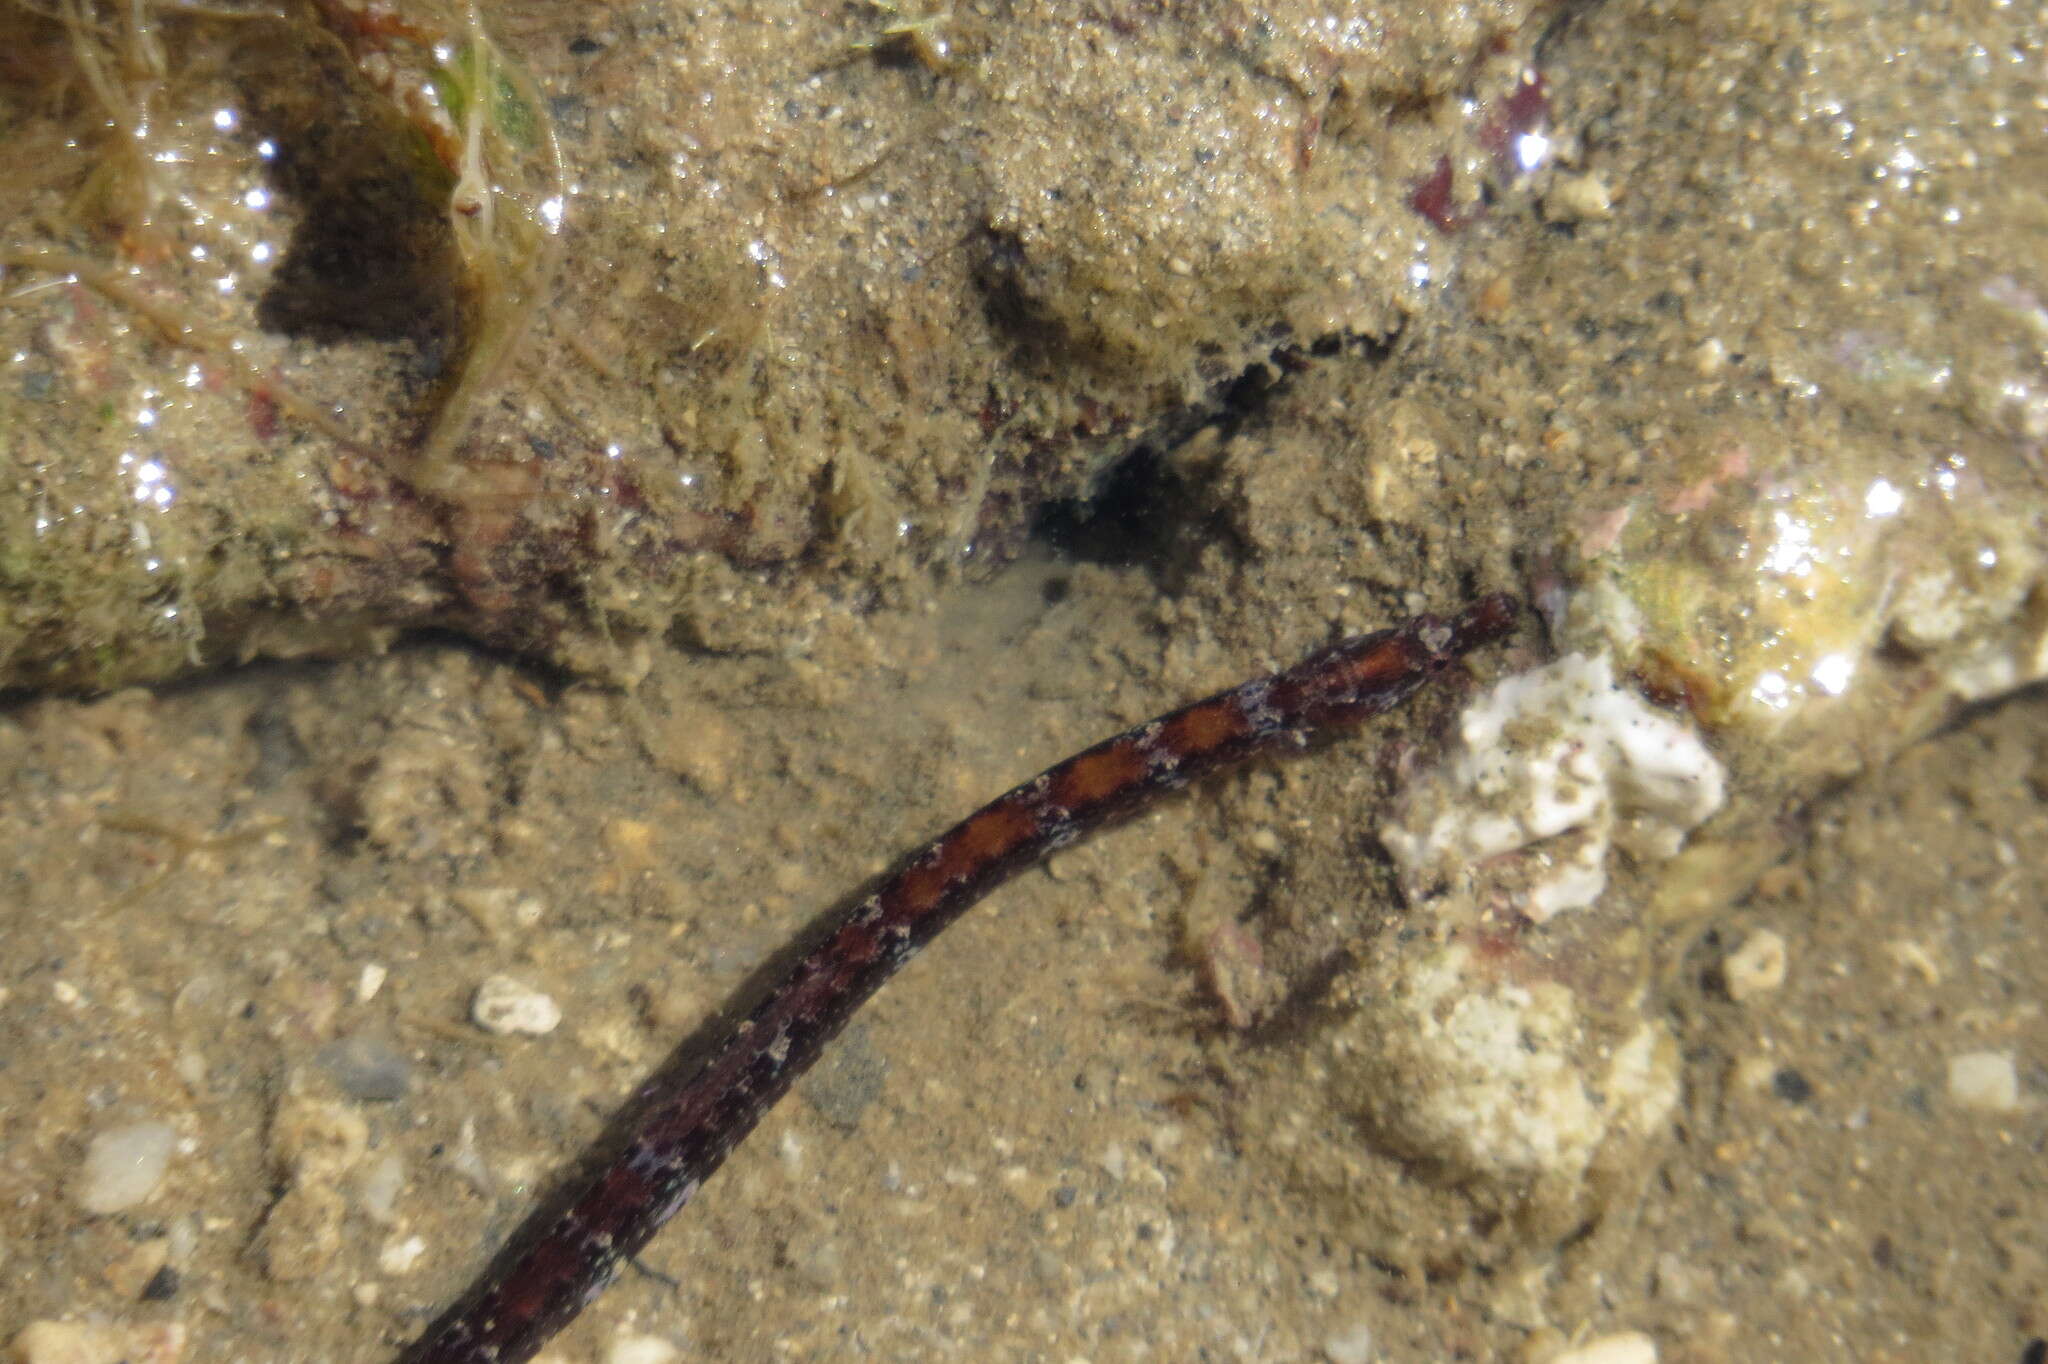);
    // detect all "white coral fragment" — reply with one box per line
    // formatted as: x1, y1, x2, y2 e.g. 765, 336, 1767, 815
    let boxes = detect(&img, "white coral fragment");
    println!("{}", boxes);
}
1331, 943, 1680, 1187
1381, 653, 1725, 921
